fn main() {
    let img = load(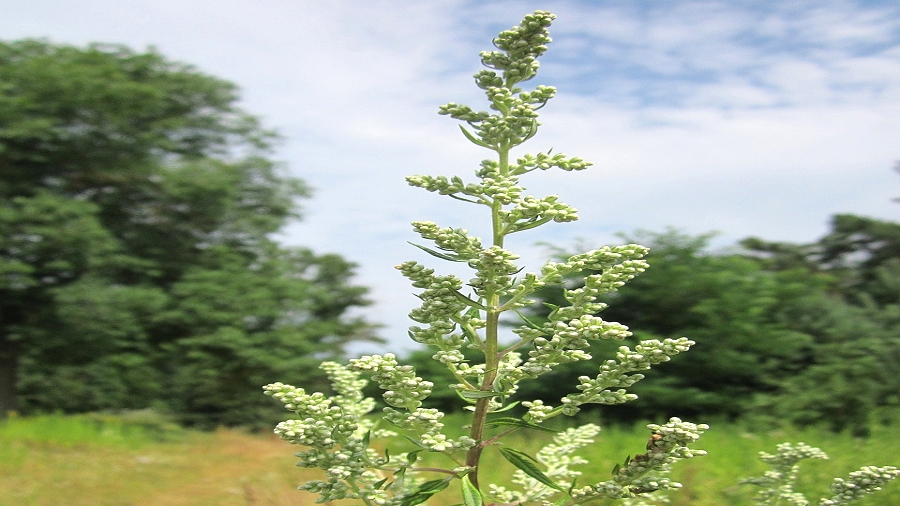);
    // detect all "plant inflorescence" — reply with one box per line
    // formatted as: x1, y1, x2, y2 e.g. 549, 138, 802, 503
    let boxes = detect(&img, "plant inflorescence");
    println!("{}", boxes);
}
740, 442, 899, 506
265, 10, 897, 506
